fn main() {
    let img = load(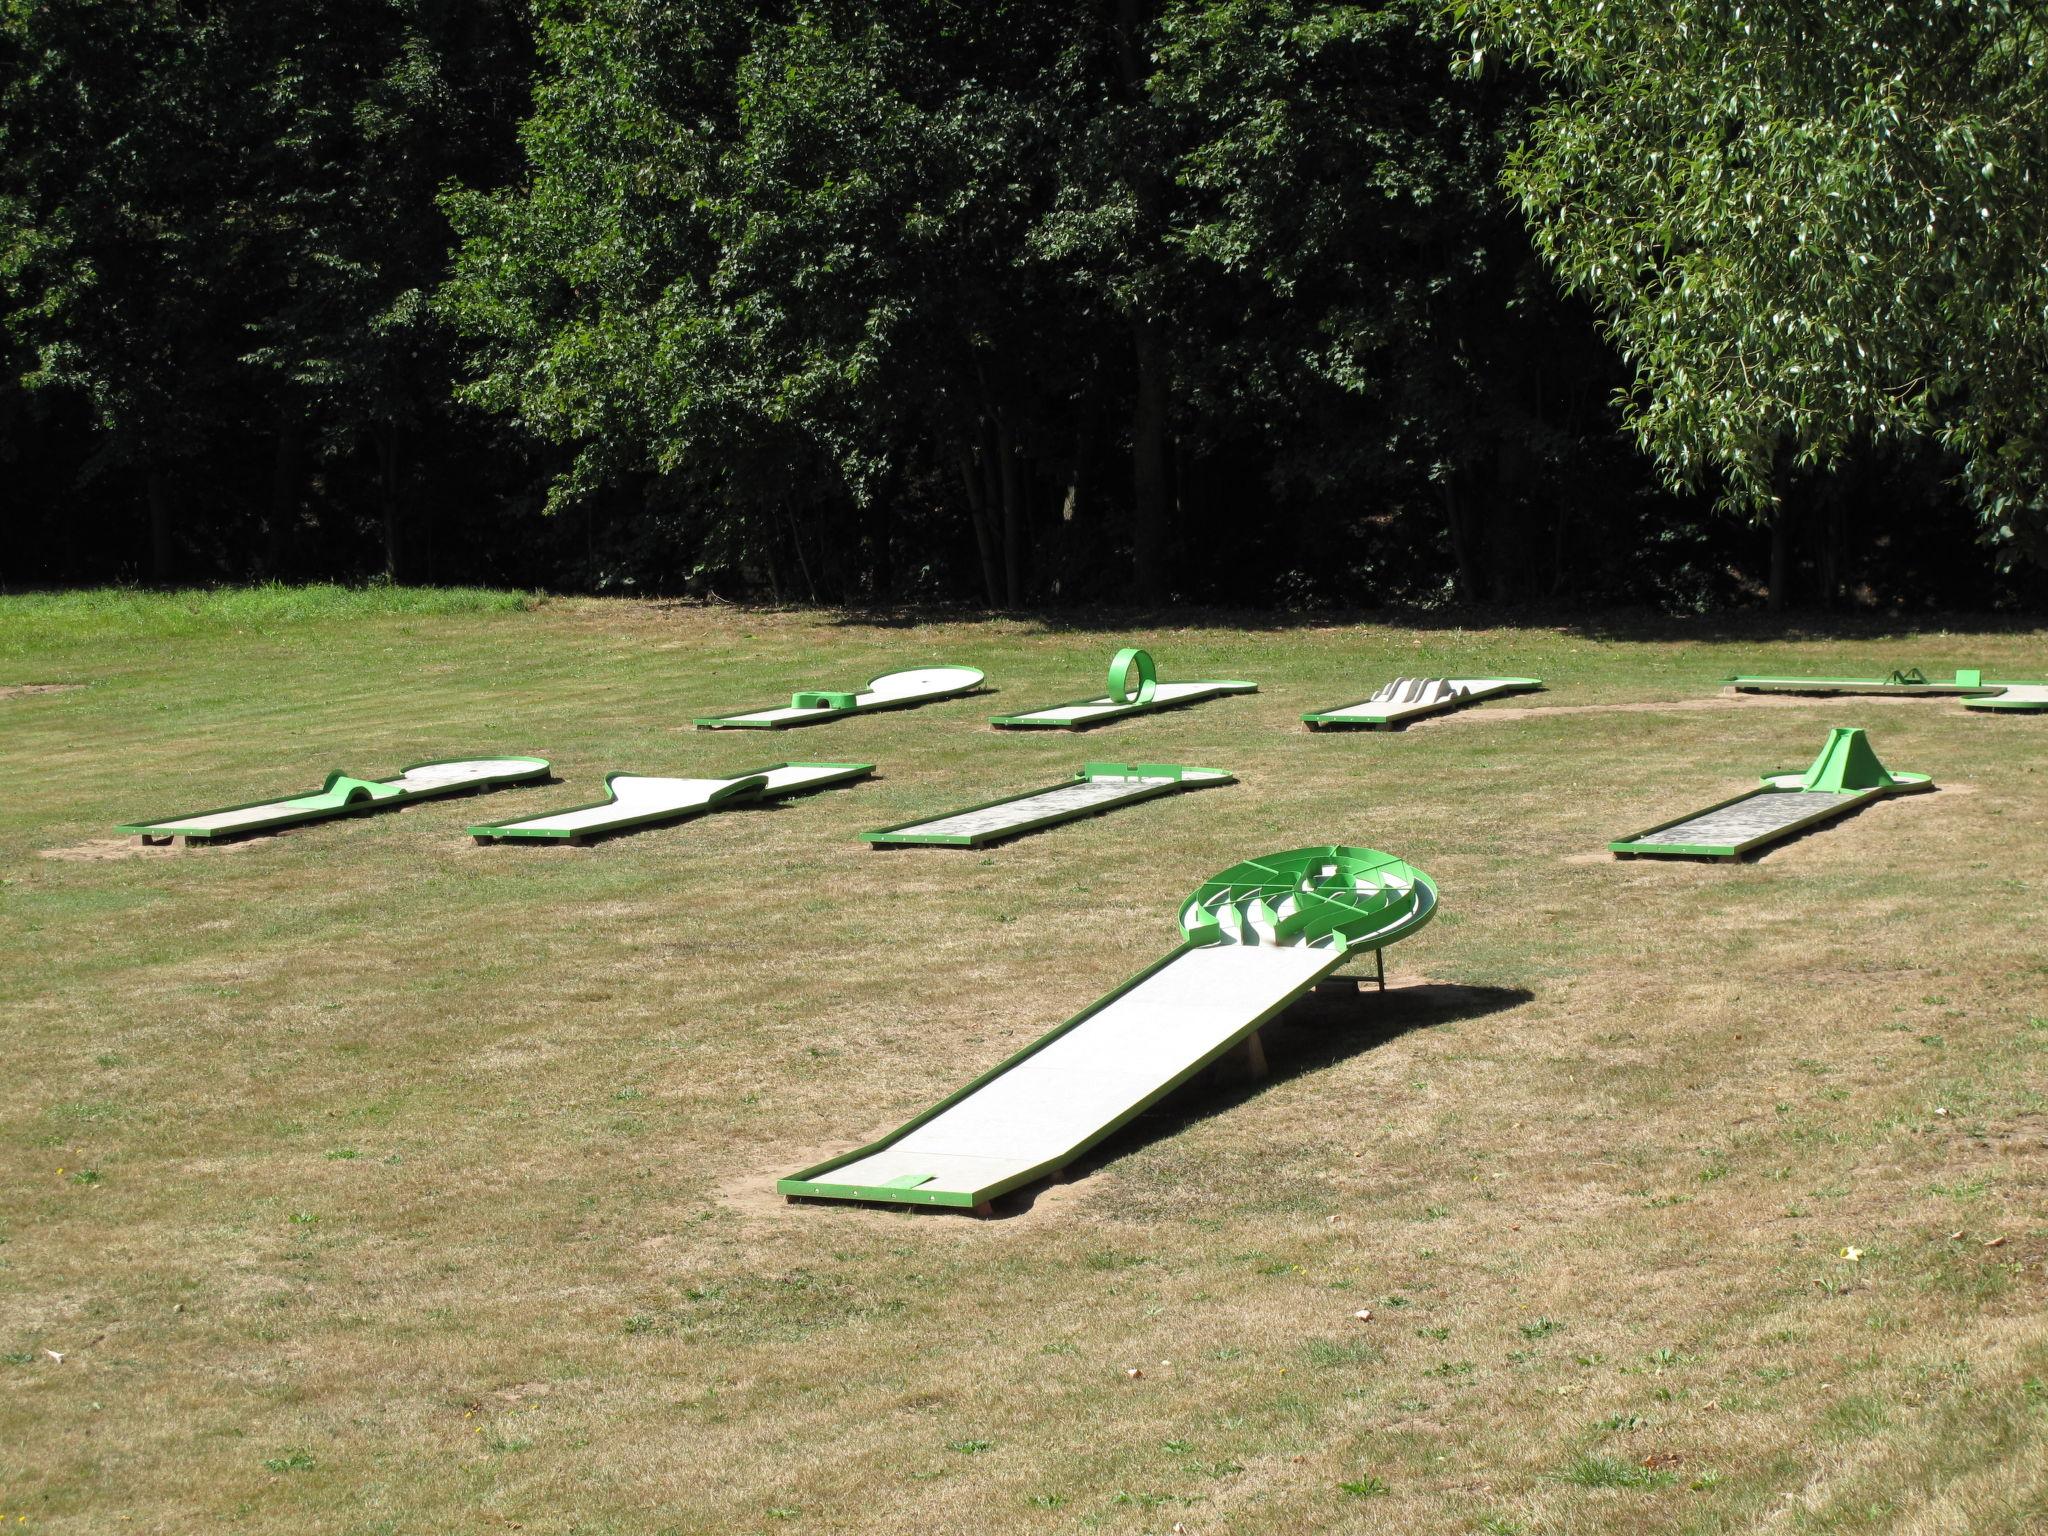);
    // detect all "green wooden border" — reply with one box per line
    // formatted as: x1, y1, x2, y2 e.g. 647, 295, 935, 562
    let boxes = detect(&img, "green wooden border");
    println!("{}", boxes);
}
694, 664, 986, 729
780, 848, 1438, 1211
861, 763, 1232, 848
117, 757, 552, 842
470, 761, 872, 843
777, 937, 1349, 1208
1302, 678, 1544, 730
1608, 779, 1933, 859
988, 680, 1256, 731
